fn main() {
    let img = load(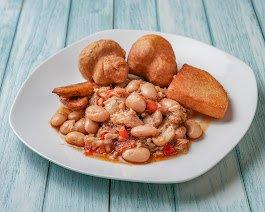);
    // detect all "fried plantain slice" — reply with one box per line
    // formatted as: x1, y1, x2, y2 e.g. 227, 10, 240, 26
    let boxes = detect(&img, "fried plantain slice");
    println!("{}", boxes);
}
60, 96, 89, 110
52, 82, 98, 98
